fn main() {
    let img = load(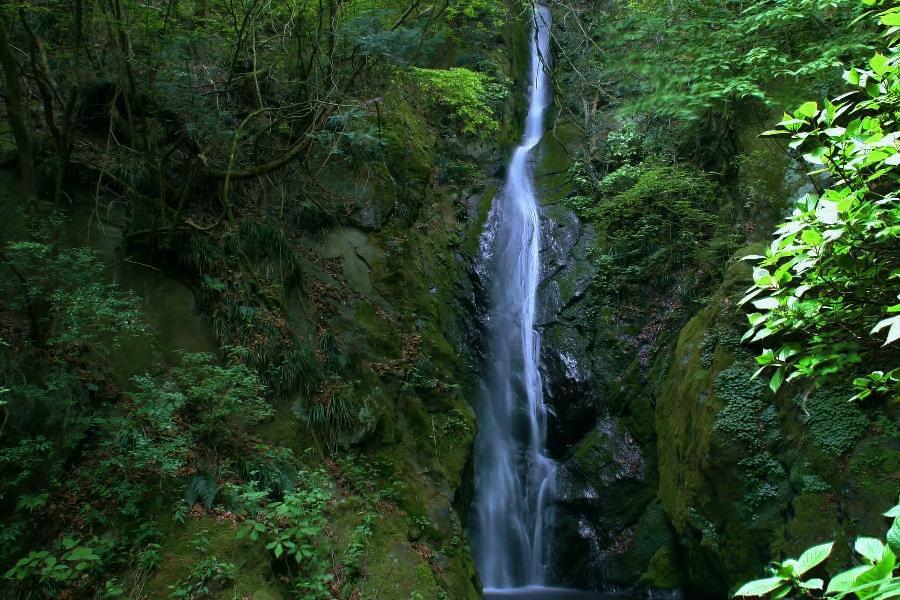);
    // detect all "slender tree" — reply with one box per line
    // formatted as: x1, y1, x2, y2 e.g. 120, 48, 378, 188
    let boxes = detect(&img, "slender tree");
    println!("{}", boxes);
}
0, 15, 37, 207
